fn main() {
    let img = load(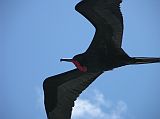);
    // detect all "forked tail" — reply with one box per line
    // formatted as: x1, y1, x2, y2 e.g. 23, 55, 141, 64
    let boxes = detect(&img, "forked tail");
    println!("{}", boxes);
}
133, 57, 160, 65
